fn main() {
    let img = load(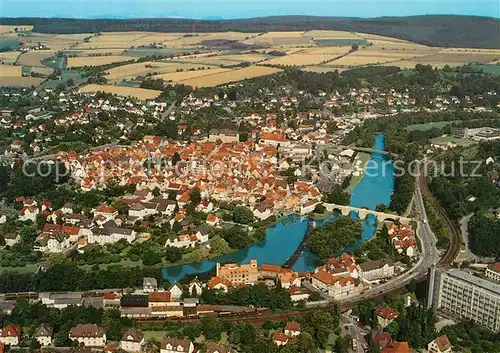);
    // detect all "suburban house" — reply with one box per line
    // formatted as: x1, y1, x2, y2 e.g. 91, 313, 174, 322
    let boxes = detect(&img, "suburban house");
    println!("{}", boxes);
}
69, 324, 107, 347
427, 335, 452, 353
188, 278, 203, 296
120, 328, 145, 352
284, 322, 301, 337
34, 324, 53, 346
272, 332, 289, 346
169, 282, 183, 300
205, 342, 233, 353
381, 340, 411, 353
207, 277, 233, 293
206, 214, 220, 227
165, 231, 209, 248
35, 231, 71, 253
376, 306, 400, 328
286, 286, 311, 302
19, 206, 38, 222
160, 337, 194, 353
89, 220, 137, 245
3, 233, 20, 247
253, 204, 272, 220
358, 258, 395, 281
0, 324, 21, 346
143, 277, 158, 293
